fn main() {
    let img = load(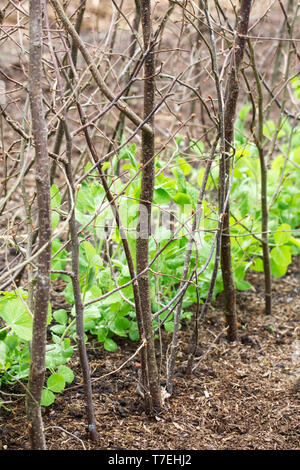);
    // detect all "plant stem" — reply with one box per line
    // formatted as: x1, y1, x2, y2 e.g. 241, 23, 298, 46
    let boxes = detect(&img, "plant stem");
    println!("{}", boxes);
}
136, 0, 162, 413
247, 40, 272, 315
64, 124, 99, 442
221, 0, 252, 341
26, 0, 51, 450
